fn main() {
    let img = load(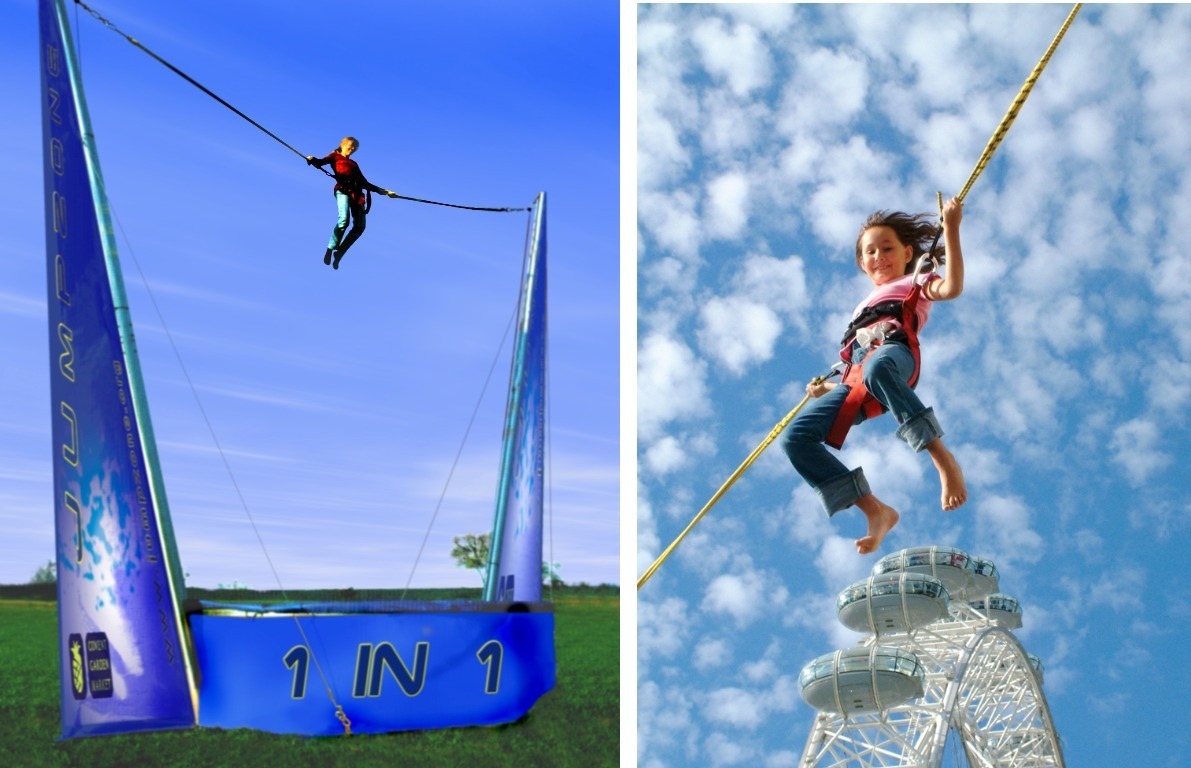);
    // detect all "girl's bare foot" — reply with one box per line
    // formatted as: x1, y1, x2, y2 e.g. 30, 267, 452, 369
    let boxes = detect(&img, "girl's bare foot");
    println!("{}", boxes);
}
926, 440, 967, 511
854, 494, 900, 555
